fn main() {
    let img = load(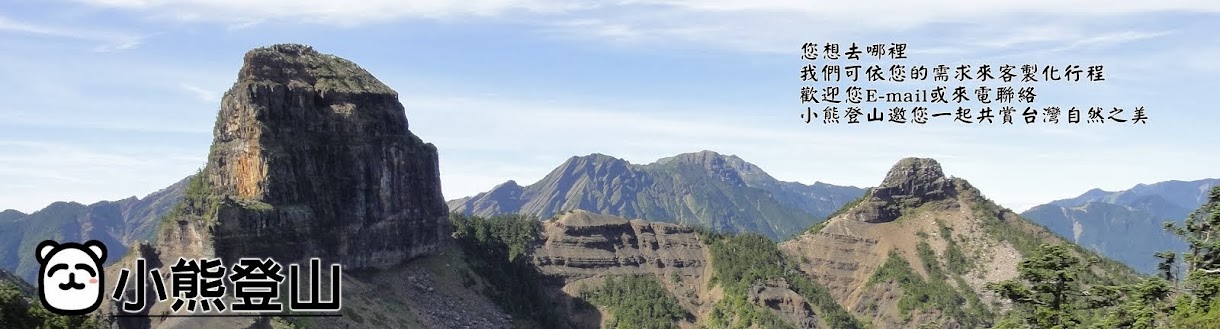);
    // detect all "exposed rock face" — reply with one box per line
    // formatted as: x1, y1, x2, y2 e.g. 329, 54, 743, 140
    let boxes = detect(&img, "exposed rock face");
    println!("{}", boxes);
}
206, 44, 447, 270
748, 280, 818, 329
532, 210, 706, 278
846, 157, 956, 223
